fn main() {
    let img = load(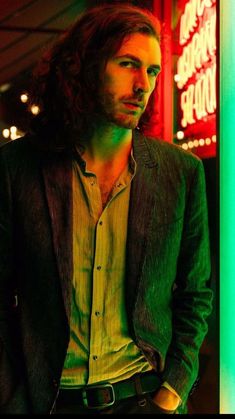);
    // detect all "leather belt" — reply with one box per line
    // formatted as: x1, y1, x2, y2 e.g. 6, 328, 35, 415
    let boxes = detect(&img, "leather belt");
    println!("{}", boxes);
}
57, 371, 161, 409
